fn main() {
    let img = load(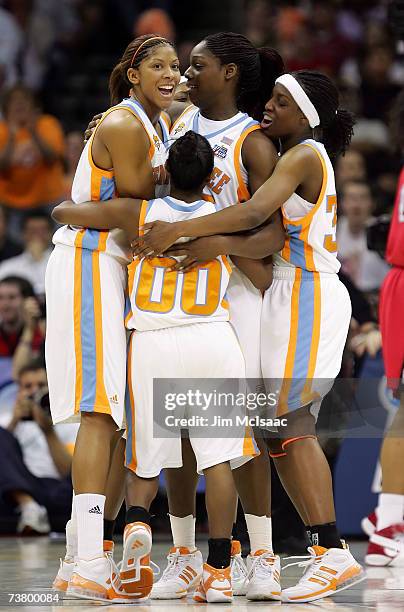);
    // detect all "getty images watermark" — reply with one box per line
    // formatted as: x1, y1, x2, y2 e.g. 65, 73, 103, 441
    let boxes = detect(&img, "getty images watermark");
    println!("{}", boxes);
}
152, 377, 400, 439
